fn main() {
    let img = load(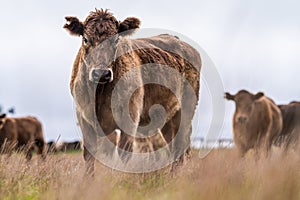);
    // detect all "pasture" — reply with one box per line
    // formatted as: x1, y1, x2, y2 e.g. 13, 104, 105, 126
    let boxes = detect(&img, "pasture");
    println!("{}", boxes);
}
0, 148, 299, 200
